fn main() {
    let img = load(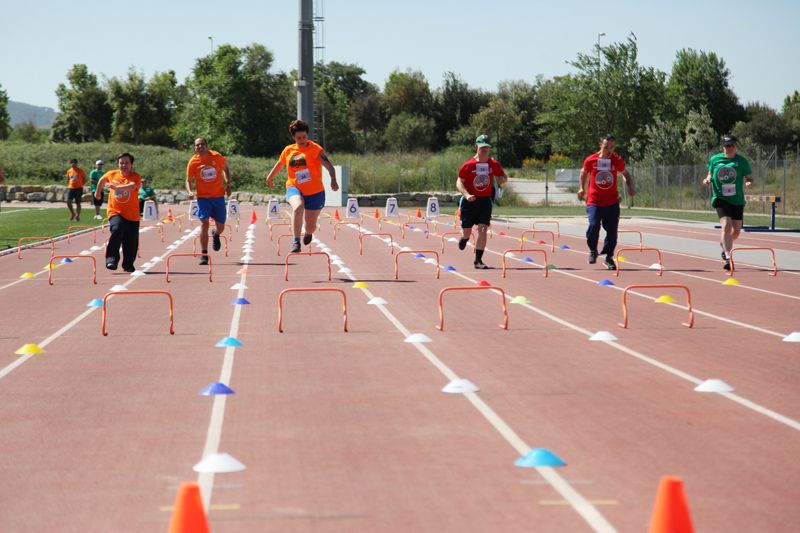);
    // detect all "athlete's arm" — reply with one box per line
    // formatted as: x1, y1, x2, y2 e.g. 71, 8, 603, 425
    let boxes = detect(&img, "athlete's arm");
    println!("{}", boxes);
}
265, 160, 284, 188
456, 177, 475, 202
320, 152, 338, 192
744, 174, 754, 189
621, 169, 635, 196
223, 163, 232, 196
577, 170, 588, 199
703, 171, 712, 187
185, 175, 195, 199
95, 177, 107, 200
